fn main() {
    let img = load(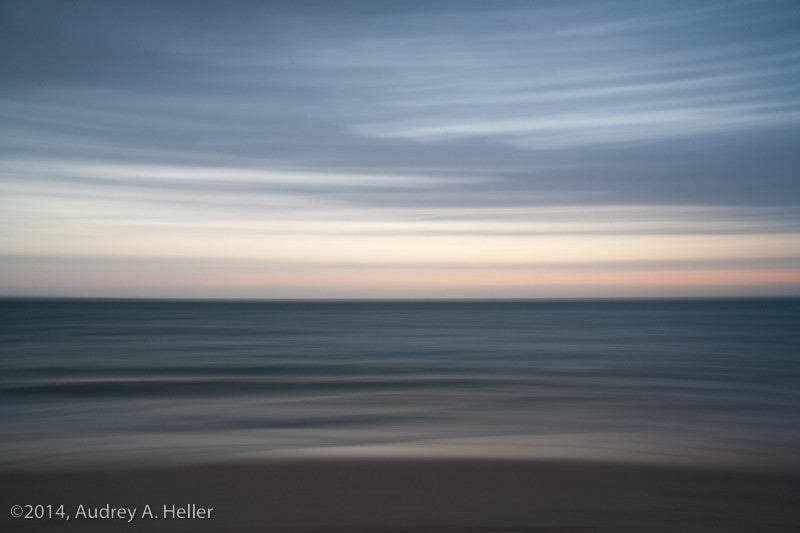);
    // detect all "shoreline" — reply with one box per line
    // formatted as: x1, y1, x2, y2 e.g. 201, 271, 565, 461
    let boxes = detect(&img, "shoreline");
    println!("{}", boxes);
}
3, 457, 799, 532
4, 428, 799, 475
